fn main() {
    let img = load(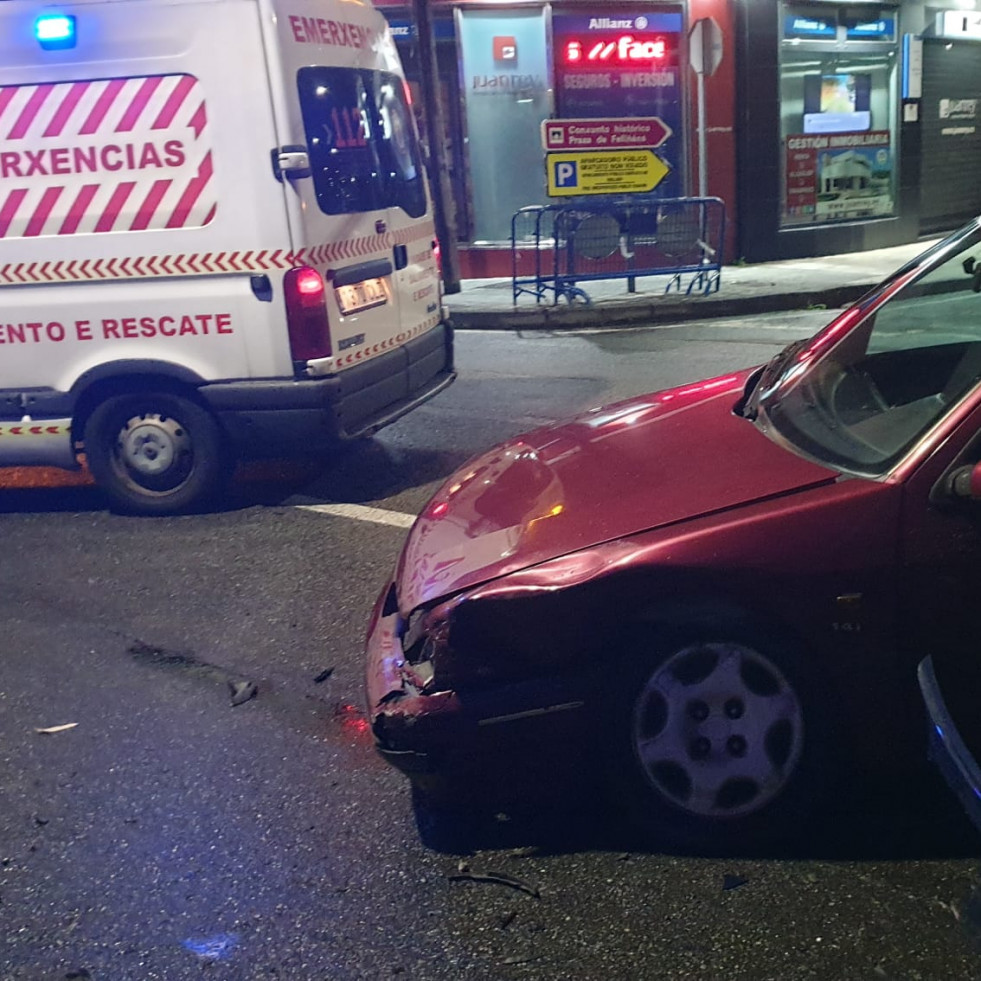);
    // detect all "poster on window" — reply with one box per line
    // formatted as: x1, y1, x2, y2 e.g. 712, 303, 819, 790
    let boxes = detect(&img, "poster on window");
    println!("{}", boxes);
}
784, 131, 894, 223
458, 7, 550, 241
